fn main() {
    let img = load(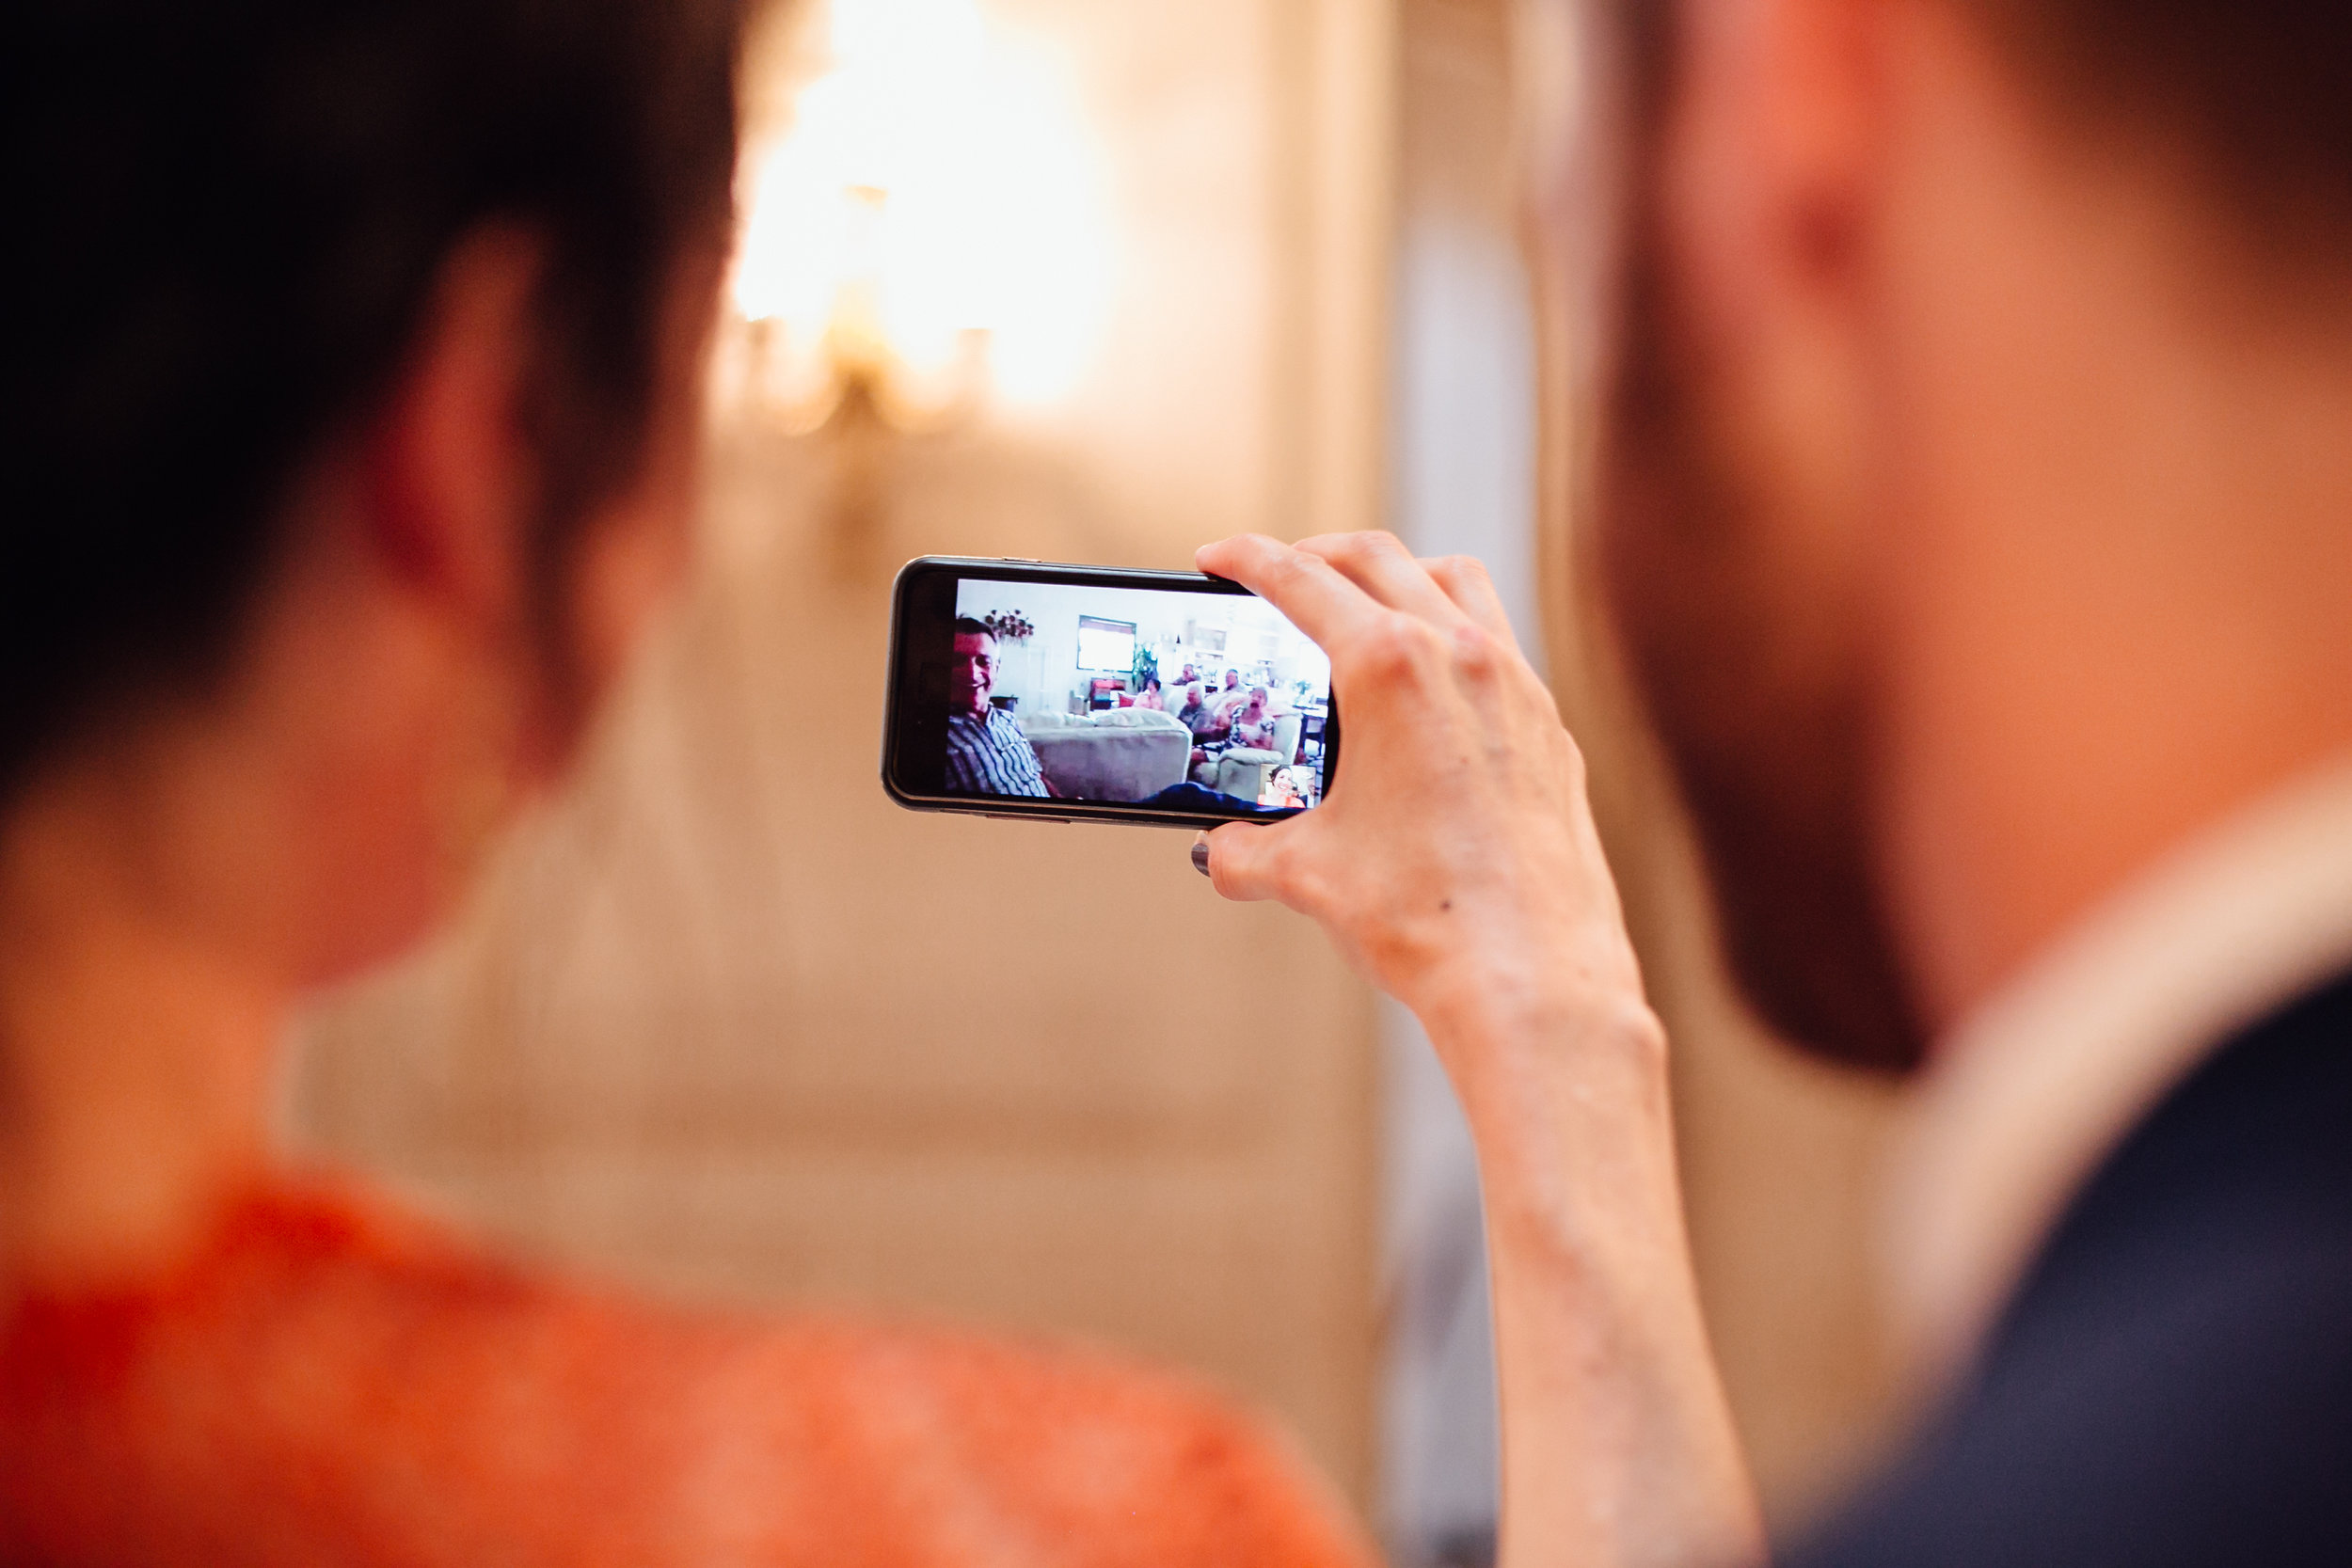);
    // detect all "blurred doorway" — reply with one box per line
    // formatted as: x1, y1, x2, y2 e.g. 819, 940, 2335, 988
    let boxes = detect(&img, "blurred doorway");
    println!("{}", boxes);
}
1379, 0, 1533, 1563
